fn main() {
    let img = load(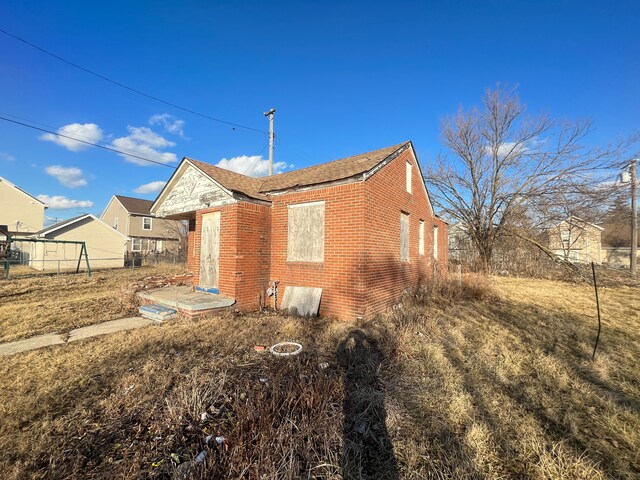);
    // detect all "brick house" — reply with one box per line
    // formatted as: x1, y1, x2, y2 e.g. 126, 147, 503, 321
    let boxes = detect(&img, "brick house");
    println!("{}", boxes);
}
151, 141, 448, 320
